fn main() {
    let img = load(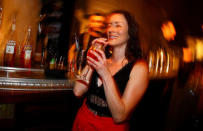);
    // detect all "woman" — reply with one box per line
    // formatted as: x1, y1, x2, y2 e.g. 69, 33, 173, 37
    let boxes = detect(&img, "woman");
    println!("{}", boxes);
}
72, 10, 149, 131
